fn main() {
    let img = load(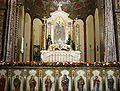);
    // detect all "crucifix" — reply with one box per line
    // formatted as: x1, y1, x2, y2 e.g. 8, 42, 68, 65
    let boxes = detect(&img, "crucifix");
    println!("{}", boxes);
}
57, 2, 63, 11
